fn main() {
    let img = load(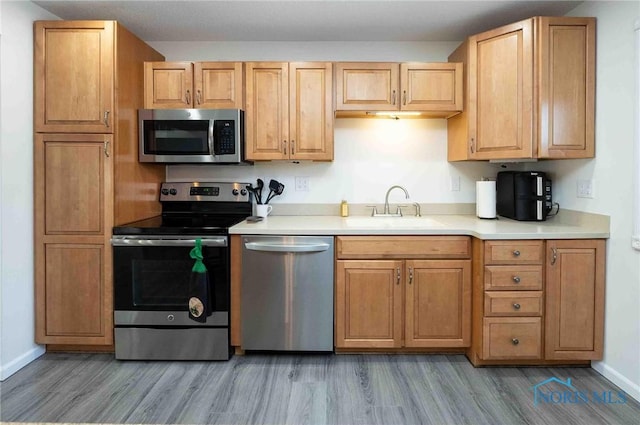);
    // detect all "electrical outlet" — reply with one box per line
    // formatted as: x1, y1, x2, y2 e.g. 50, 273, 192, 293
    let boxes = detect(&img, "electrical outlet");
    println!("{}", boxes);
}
577, 179, 594, 198
450, 176, 461, 192
295, 176, 310, 192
